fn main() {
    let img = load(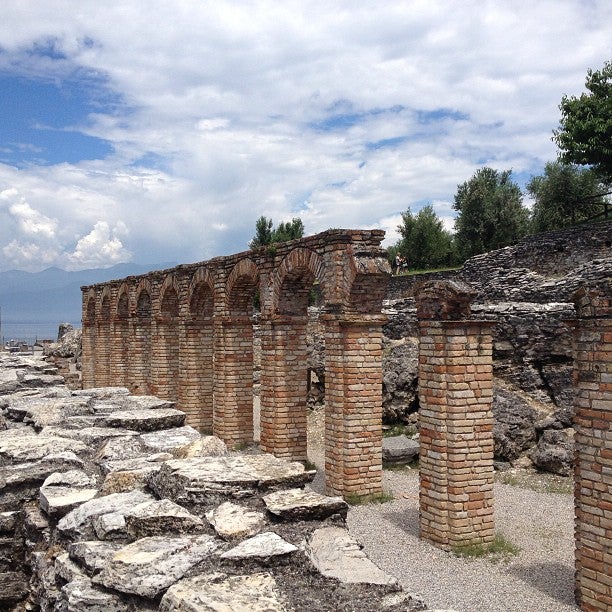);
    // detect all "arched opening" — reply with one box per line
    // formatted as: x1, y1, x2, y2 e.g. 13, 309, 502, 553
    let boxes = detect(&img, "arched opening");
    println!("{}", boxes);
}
182, 273, 215, 432
260, 248, 324, 461
214, 259, 259, 447
152, 280, 180, 401
130, 286, 152, 394
114, 288, 130, 388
